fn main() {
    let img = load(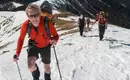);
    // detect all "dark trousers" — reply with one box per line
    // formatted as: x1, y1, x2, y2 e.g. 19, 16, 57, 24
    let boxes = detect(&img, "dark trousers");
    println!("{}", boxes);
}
79, 25, 84, 36
98, 24, 106, 40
